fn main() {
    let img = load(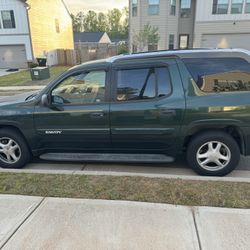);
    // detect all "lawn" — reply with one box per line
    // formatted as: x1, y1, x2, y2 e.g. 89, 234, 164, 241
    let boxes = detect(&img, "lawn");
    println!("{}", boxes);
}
0, 66, 70, 86
0, 173, 249, 208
